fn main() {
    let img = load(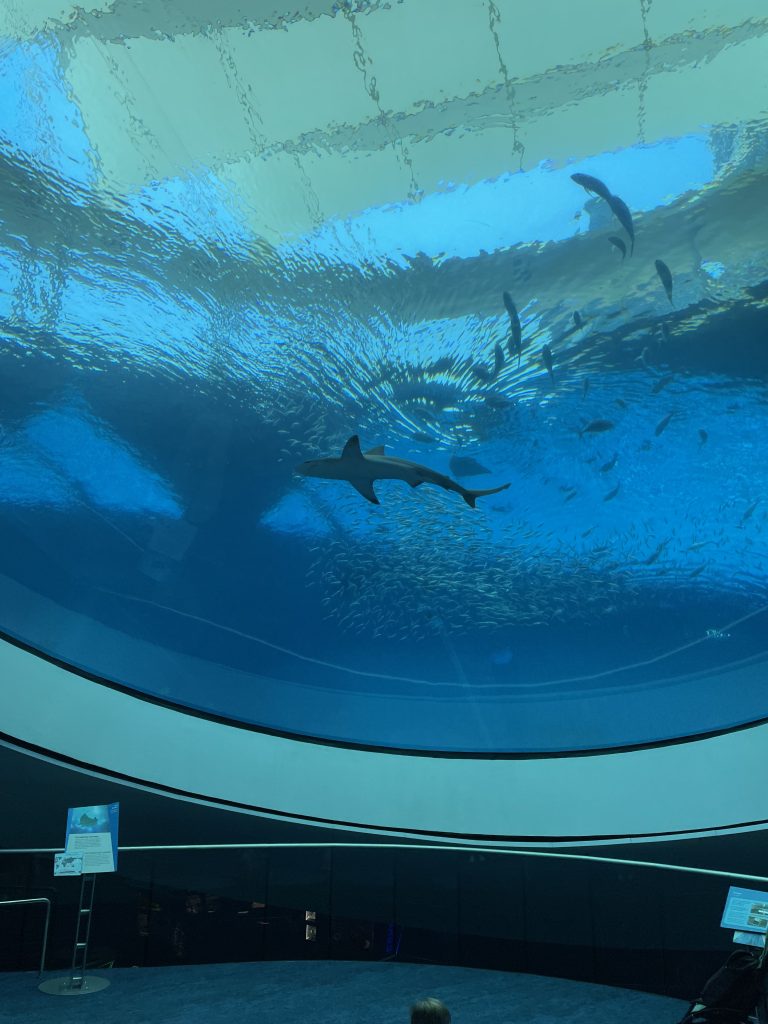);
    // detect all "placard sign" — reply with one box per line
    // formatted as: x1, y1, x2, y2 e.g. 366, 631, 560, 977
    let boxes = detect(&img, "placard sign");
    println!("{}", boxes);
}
721, 886, 768, 934
53, 852, 84, 876
64, 804, 119, 874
